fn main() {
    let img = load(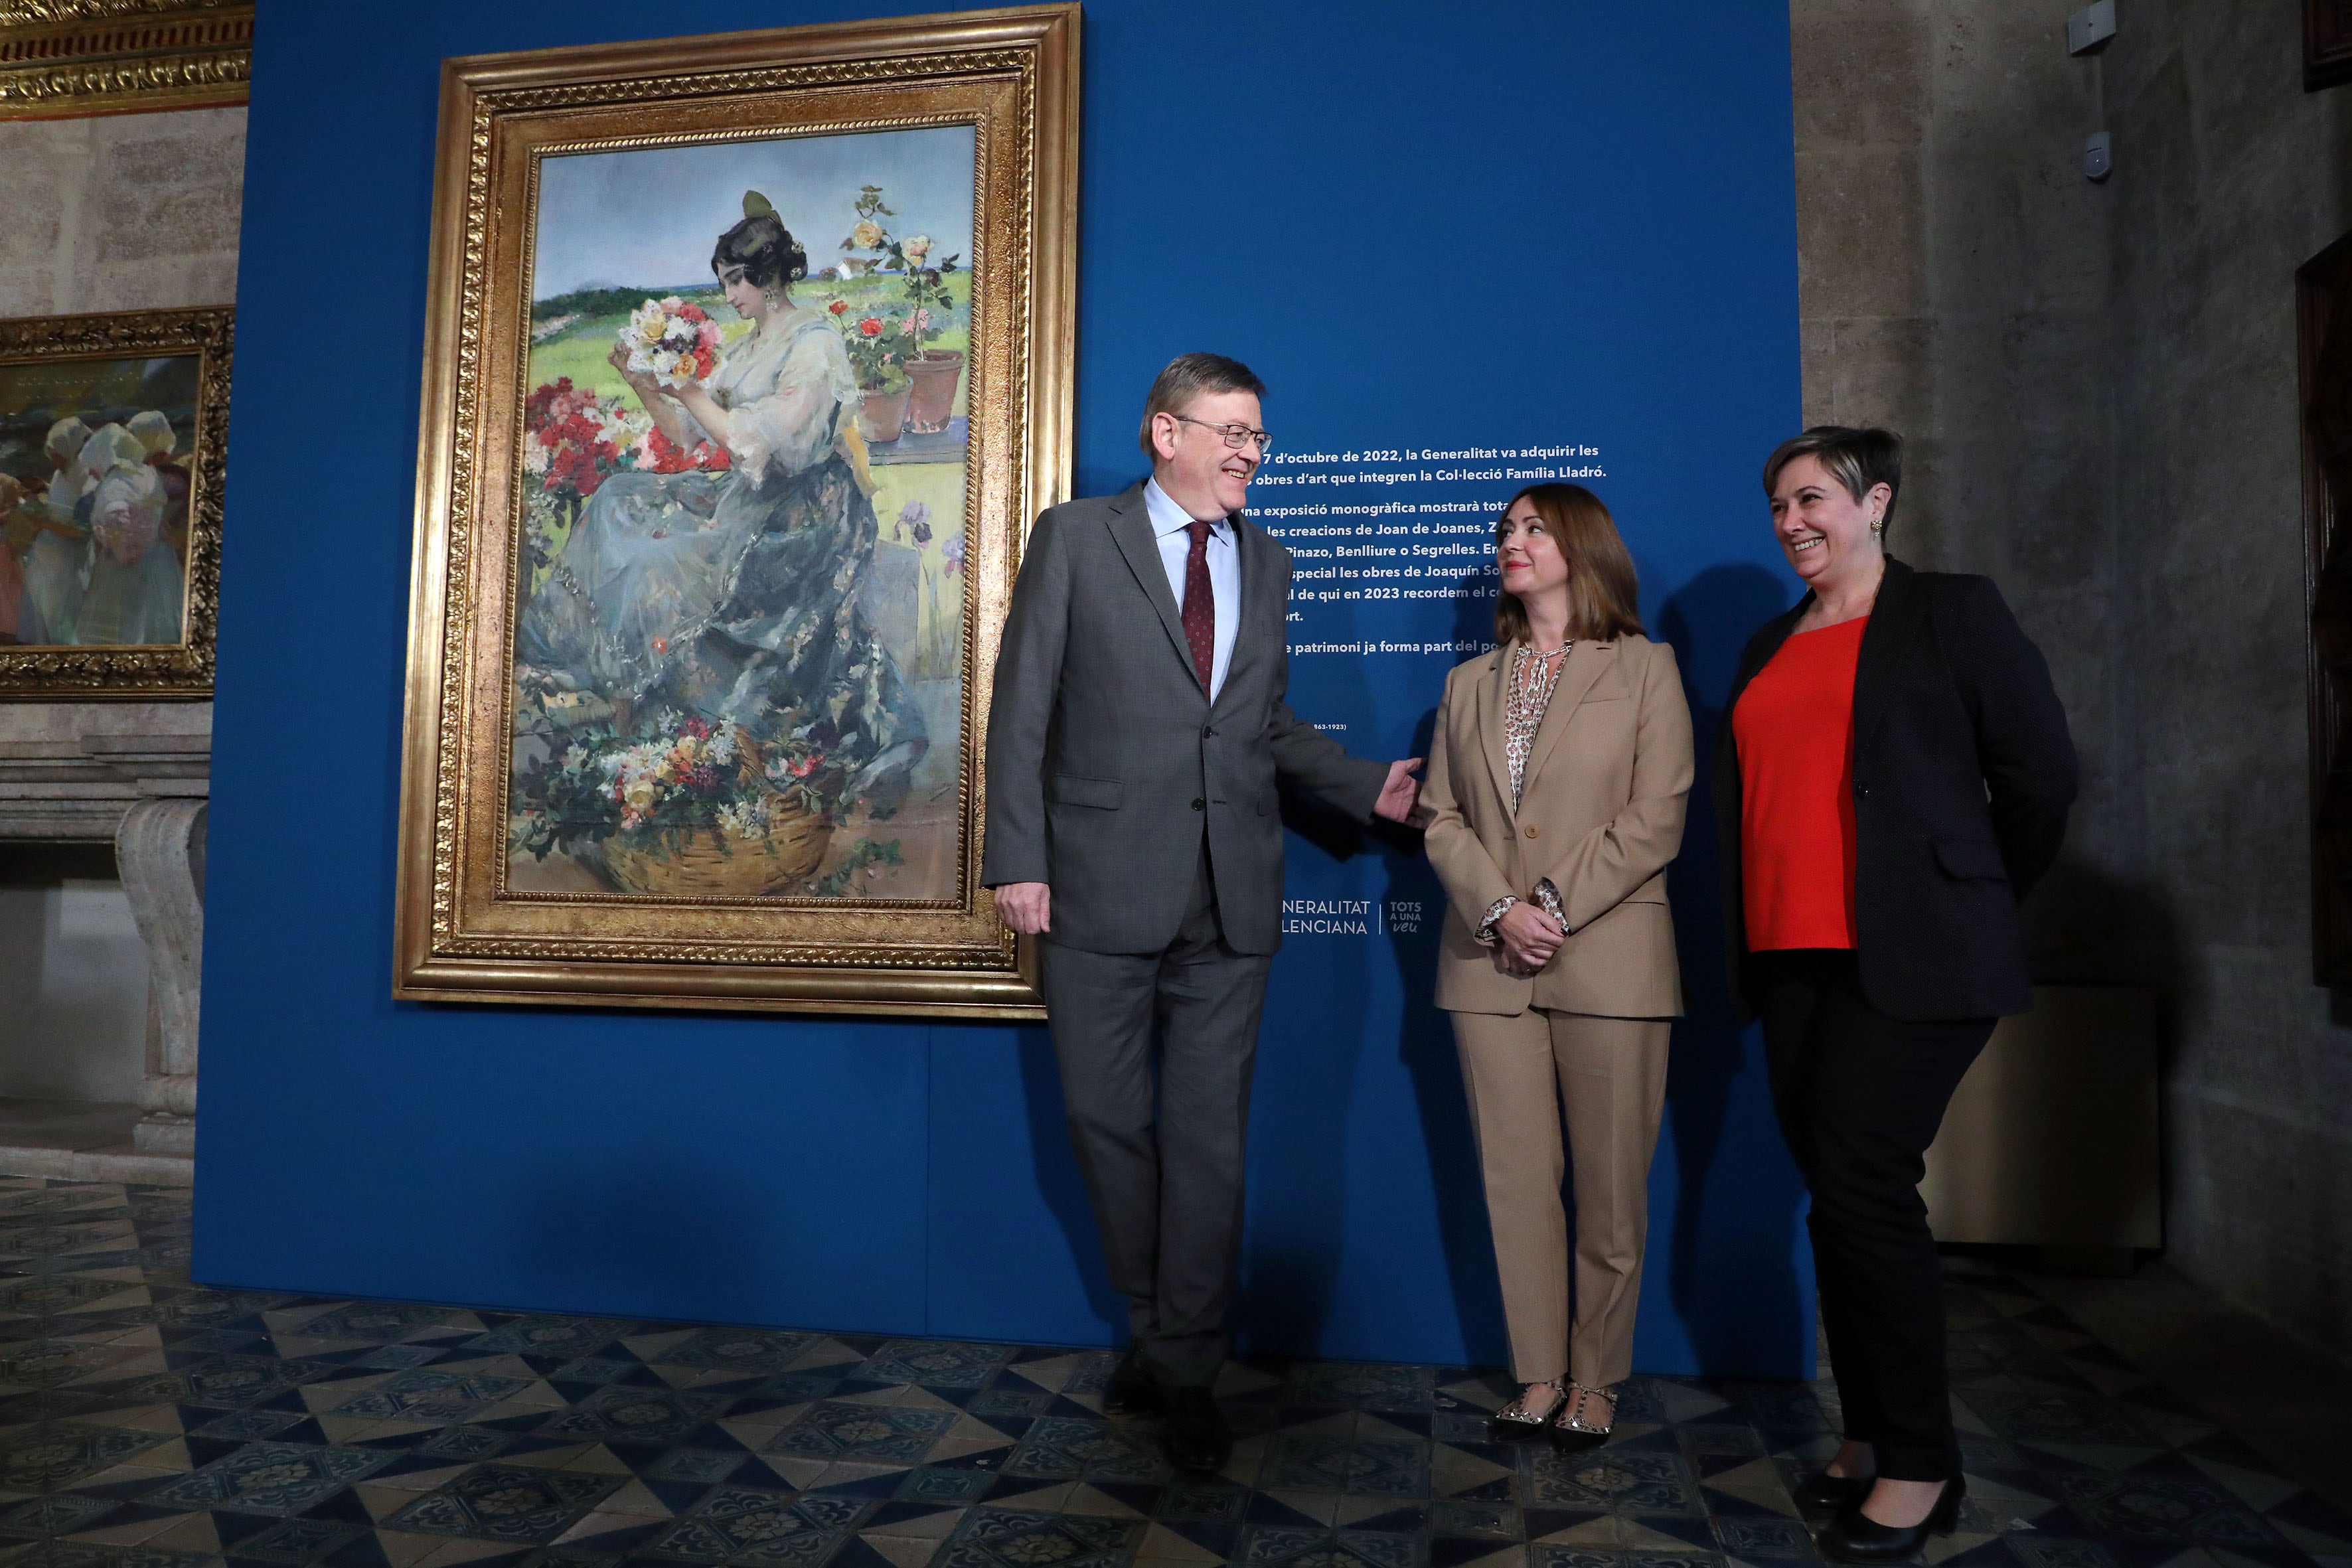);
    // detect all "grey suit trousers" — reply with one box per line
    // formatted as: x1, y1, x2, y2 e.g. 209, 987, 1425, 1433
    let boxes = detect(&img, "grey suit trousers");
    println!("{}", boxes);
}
1038, 841, 1273, 1387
